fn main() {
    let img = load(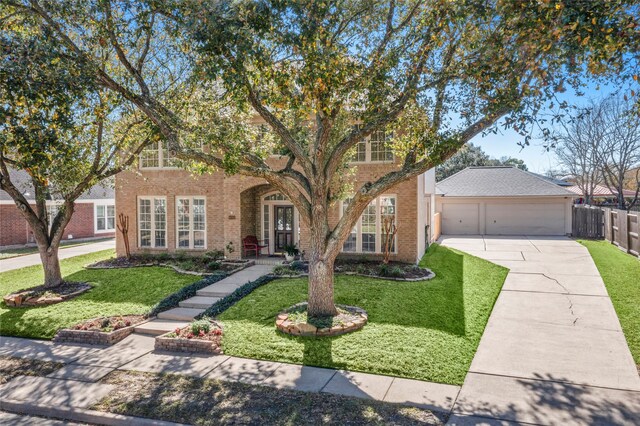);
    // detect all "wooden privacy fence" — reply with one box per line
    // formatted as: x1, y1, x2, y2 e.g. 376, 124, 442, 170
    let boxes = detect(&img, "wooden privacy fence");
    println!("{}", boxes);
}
603, 208, 640, 257
572, 206, 603, 239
